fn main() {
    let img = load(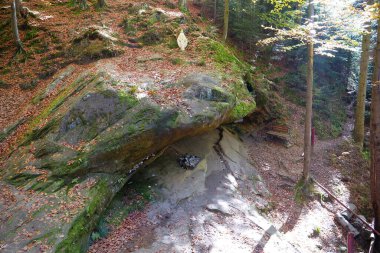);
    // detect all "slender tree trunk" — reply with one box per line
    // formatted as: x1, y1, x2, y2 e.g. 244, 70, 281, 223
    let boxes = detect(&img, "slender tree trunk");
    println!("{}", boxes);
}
222, 0, 229, 41
15, 0, 22, 17
354, 0, 373, 149
11, 0, 24, 52
302, 0, 314, 182
76, 0, 88, 10
371, 13, 380, 252
214, 0, 217, 21
179, 0, 187, 10
97, 0, 106, 8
